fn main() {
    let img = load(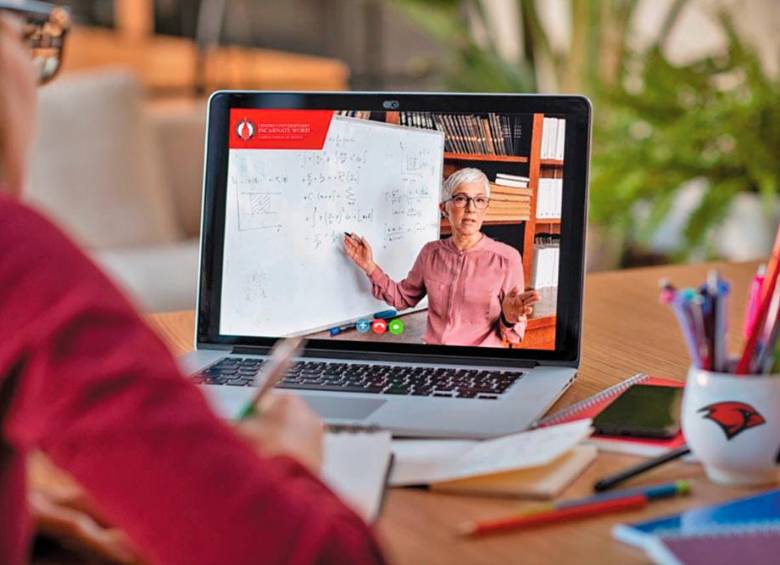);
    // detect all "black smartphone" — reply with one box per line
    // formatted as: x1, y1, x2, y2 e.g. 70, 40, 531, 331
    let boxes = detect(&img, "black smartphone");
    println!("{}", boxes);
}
592, 385, 682, 439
